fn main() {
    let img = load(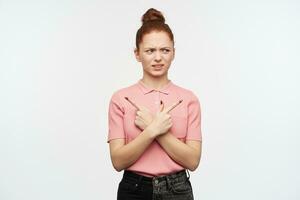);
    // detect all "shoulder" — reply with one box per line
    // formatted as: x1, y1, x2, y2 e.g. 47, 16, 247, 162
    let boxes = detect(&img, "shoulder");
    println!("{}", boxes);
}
171, 82, 200, 102
110, 82, 138, 102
